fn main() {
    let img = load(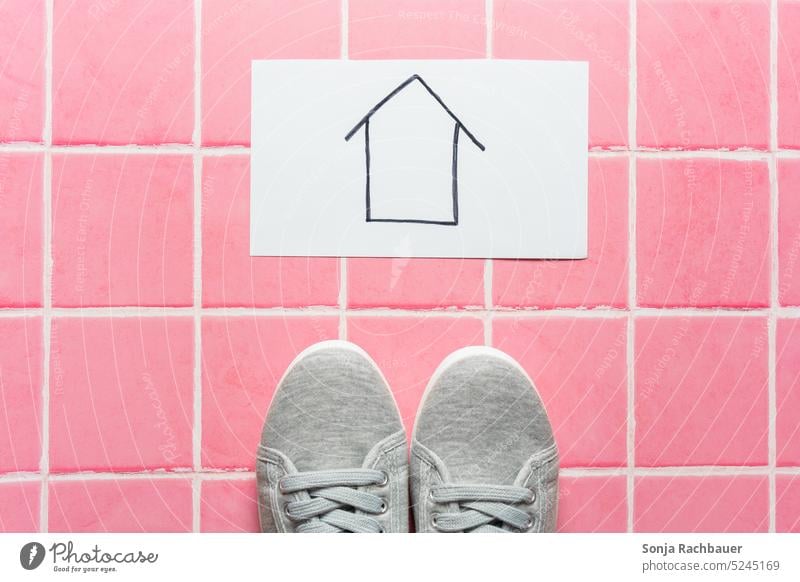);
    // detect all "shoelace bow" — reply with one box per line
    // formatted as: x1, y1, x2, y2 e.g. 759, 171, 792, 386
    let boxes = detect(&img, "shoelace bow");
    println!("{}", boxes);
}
430, 484, 535, 533
279, 469, 388, 533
